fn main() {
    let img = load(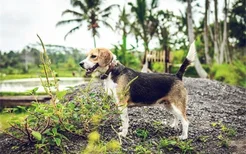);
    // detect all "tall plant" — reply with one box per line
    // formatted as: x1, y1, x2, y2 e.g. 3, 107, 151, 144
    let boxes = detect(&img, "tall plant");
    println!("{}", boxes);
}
128, 0, 159, 65
56, 0, 119, 47
115, 6, 132, 65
